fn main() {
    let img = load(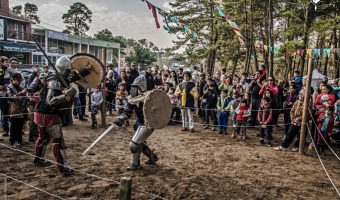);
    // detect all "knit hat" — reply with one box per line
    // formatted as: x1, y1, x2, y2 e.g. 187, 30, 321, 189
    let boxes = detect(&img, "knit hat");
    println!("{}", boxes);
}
11, 72, 23, 81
